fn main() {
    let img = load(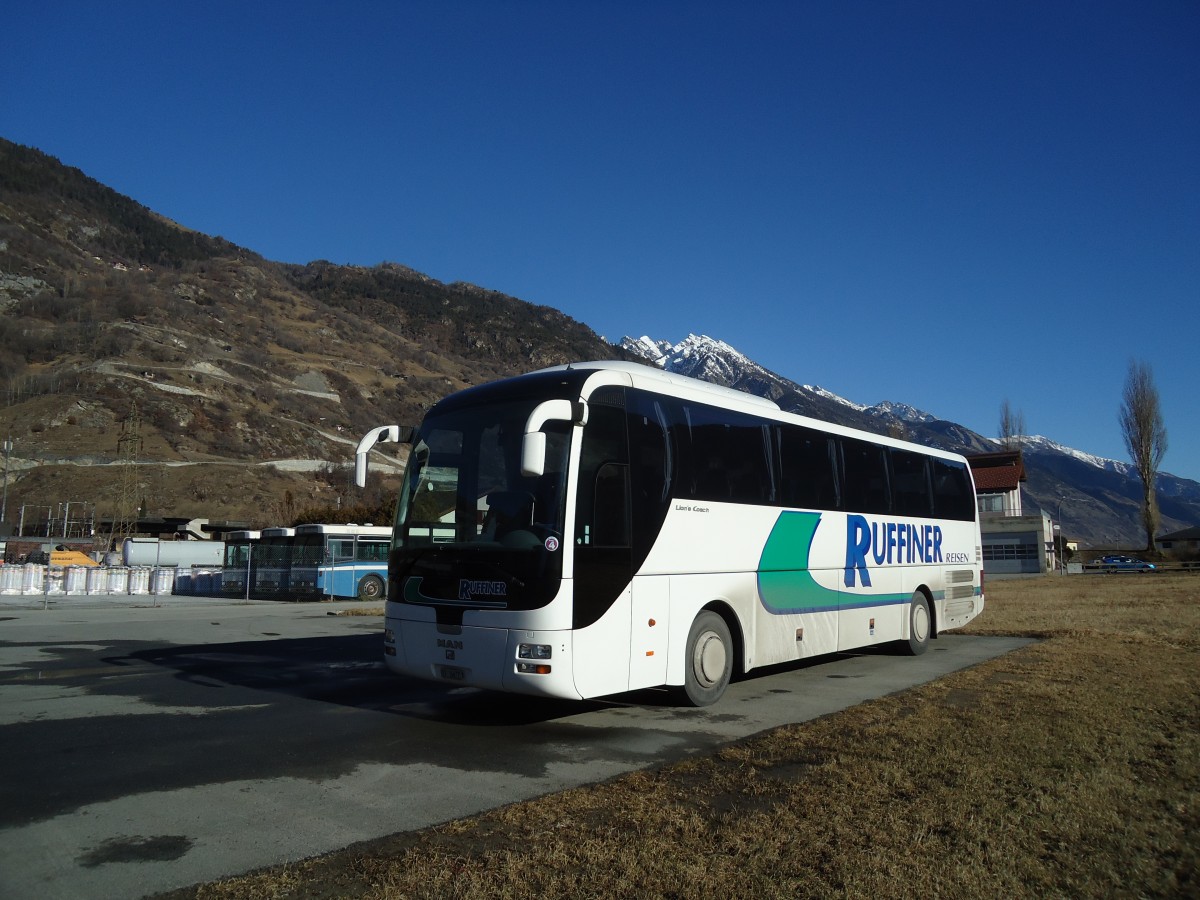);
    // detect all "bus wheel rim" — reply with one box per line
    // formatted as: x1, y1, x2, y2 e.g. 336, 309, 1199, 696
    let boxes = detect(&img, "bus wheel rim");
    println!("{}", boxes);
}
696, 632, 726, 686
912, 602, 929, 642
